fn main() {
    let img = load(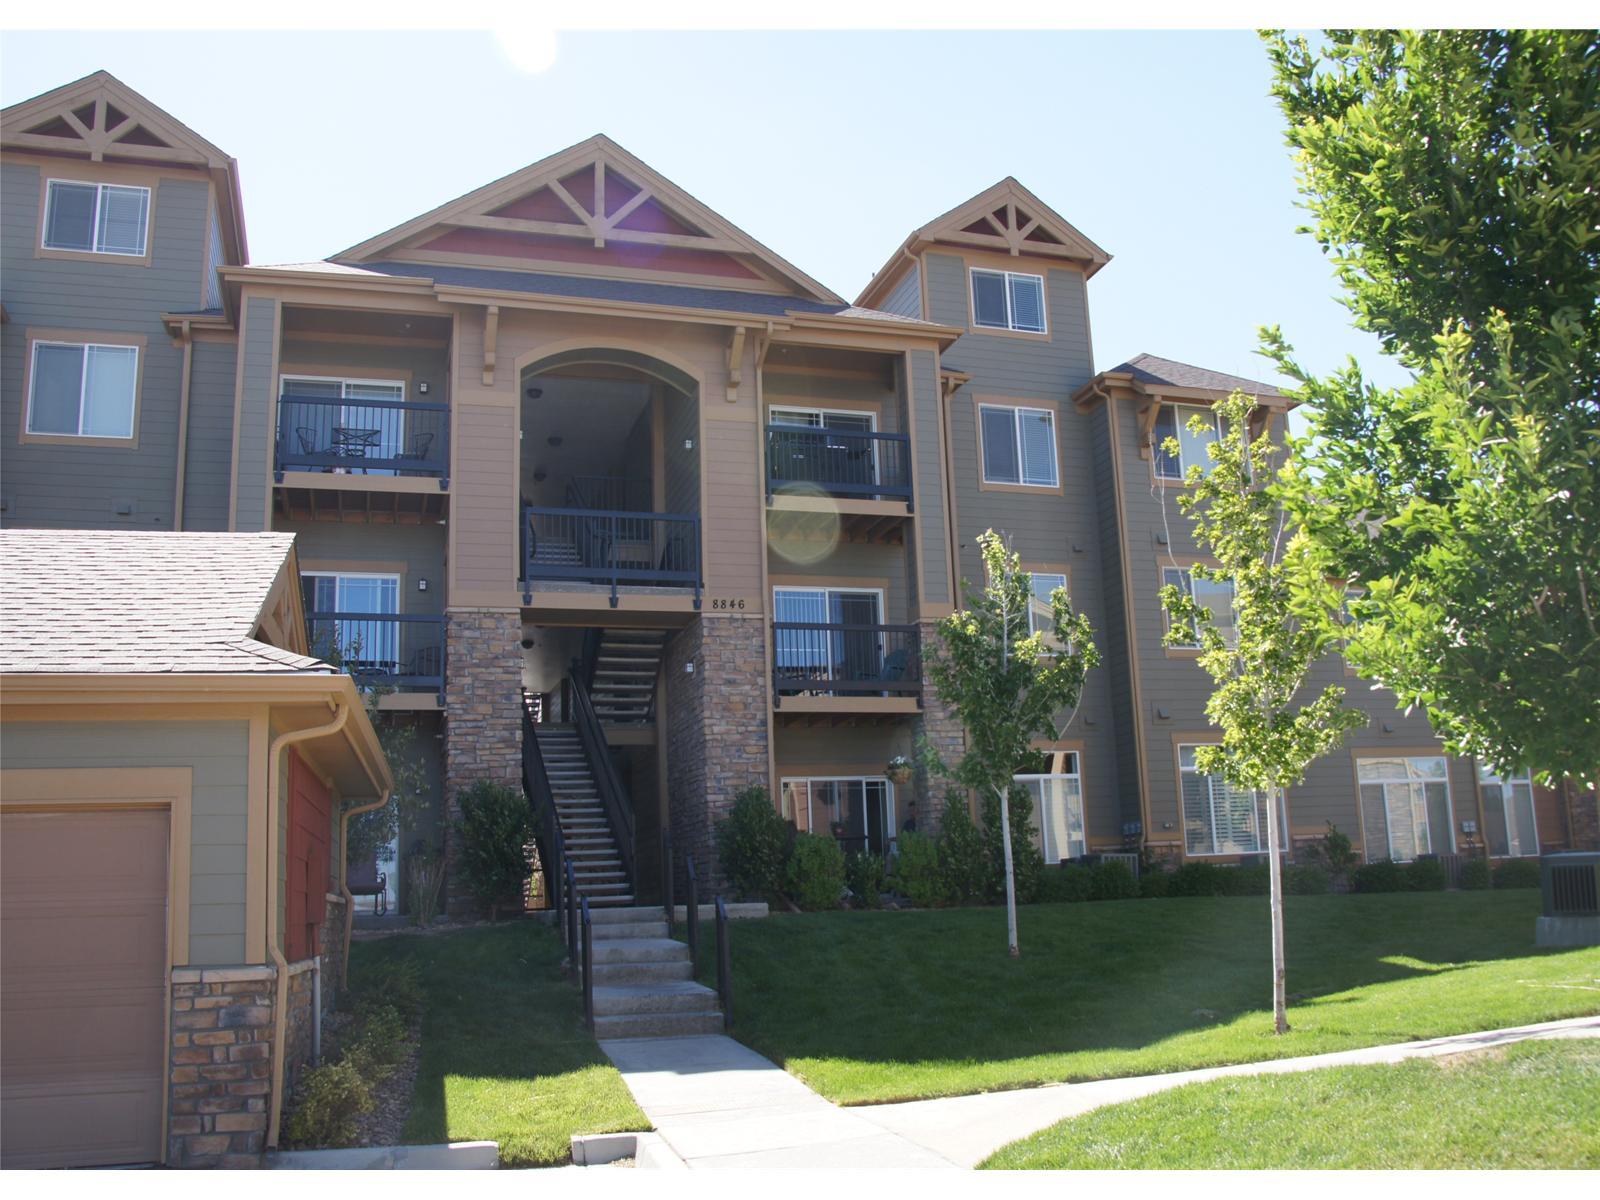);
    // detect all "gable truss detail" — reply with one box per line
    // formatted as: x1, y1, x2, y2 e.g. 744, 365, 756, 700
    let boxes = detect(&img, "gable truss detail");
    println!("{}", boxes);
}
2, 74, 224, 168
